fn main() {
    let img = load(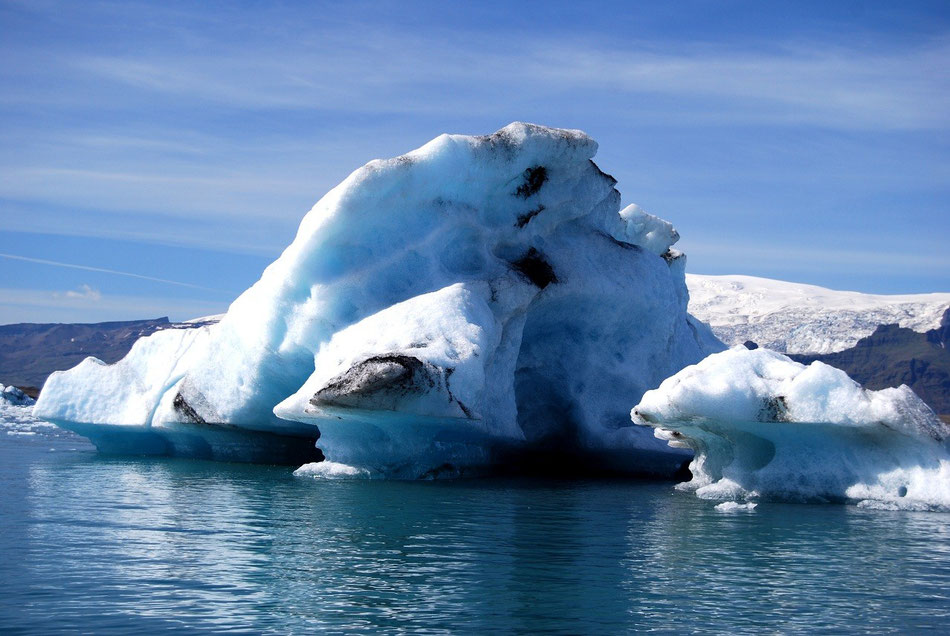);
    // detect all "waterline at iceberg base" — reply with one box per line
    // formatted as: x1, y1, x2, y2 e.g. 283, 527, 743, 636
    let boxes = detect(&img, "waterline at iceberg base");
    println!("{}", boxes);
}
34, 123, 948, 502
34, 123, 723, 477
